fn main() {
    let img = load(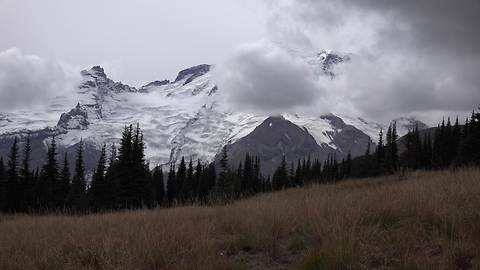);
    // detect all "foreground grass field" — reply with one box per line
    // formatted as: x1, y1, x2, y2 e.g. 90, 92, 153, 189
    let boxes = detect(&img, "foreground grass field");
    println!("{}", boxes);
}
1, 168, 480, 270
